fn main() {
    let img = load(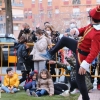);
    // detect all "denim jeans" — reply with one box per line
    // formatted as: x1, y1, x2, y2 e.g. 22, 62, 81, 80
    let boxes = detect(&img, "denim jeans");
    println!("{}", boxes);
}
1, 86, 18, 93
24, 81, 36, 91
36, 89, 48, 96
